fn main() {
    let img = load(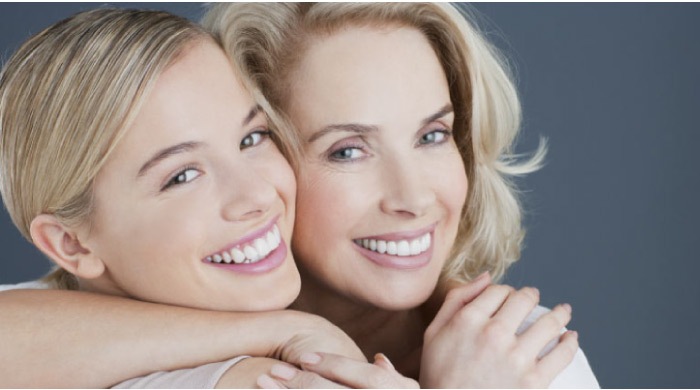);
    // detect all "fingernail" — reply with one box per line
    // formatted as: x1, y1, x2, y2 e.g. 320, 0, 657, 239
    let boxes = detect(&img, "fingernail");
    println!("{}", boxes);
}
300, 352, 321, 365
531, 287, 540, 298
561, 303, 572, 313
374, 352, 395, 370
257, 374, 282, 389
270, 364, 297, 380
568, 330, 578, 339
475, 271, 489, 281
